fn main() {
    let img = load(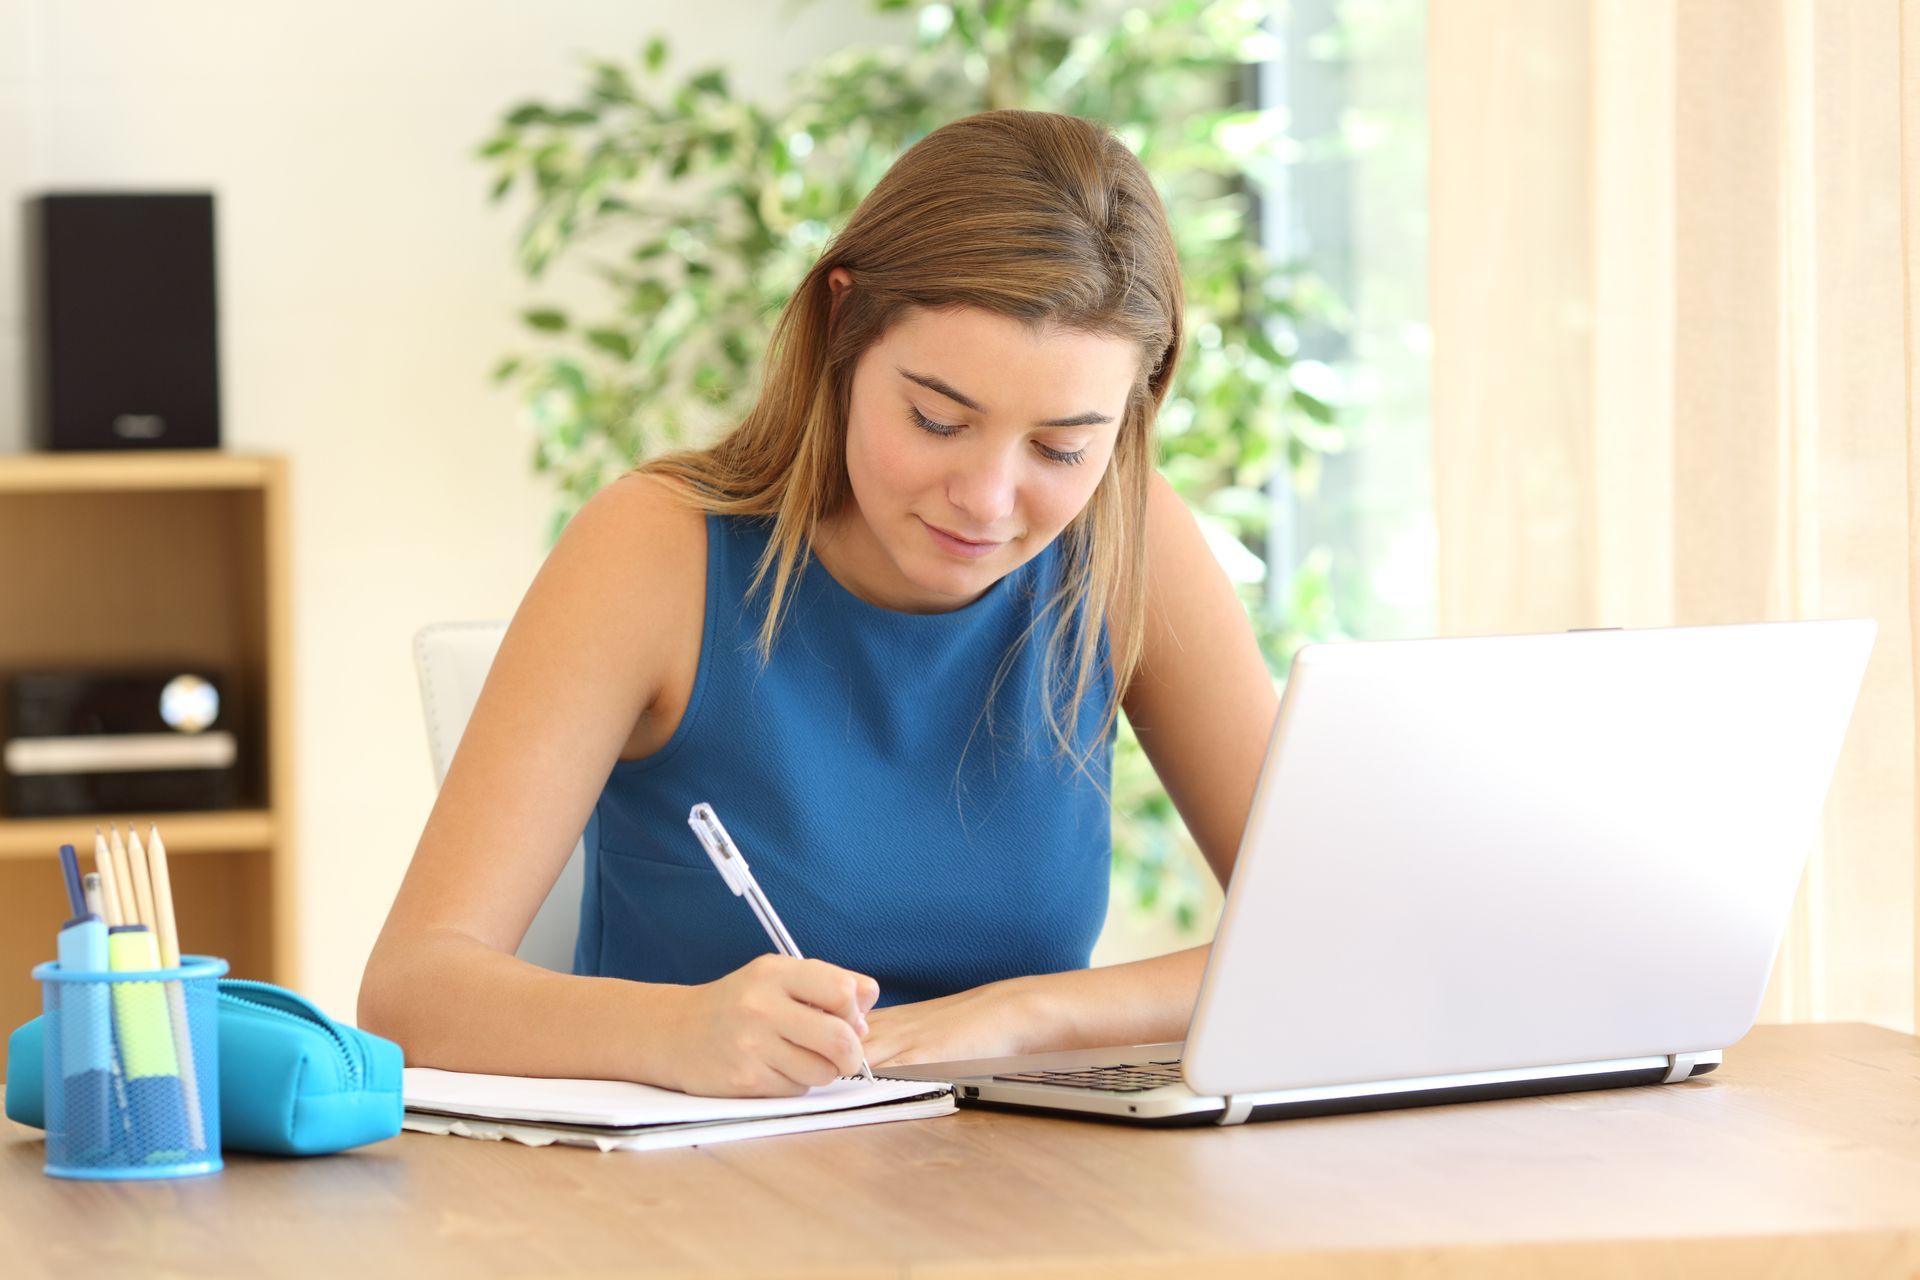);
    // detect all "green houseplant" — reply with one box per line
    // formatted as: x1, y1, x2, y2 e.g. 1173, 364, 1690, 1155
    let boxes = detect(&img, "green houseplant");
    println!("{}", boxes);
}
478, 0, 1349, 934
